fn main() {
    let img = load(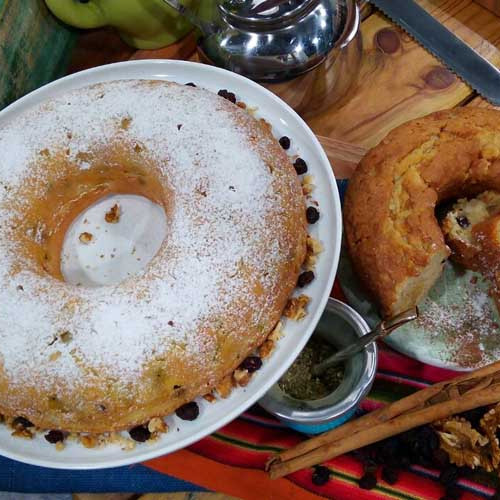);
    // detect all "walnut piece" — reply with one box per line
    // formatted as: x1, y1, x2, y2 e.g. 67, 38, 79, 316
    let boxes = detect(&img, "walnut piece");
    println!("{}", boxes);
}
79, 232, 93, 244
11, 429, 33, 440
105, 204, 121, 224
304, 235, 324, 270
268, 320, 283, 342
302, 175, 315, 196
216, 375, 235, 398
284, 295, 310, 320
481, 404, 500, 470
259, 339, 274, 359
203, 393, 217, 403
233, 368, 251, 387
80, 434, 97, 448
148, 417, 168, 434
435, 418, 490, 470
49, 351, 61, 362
